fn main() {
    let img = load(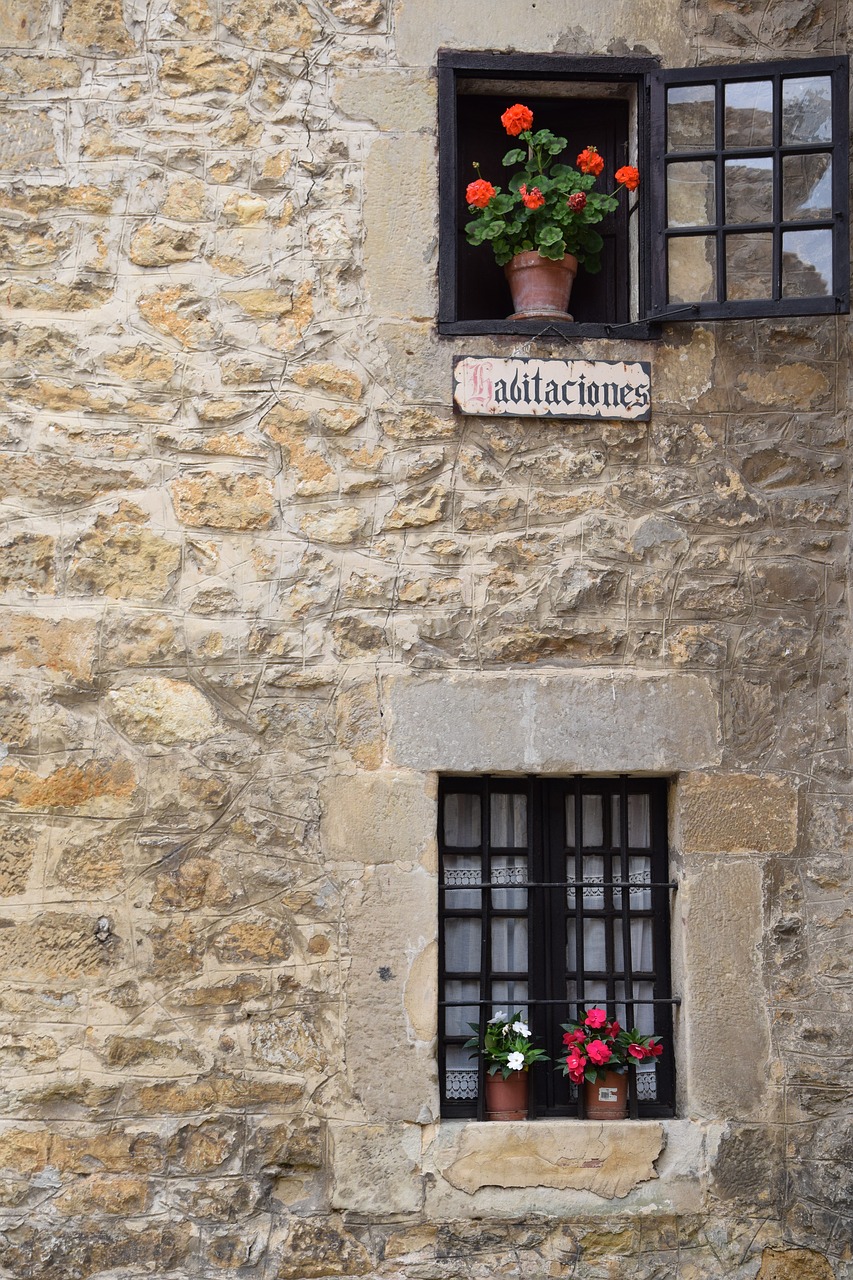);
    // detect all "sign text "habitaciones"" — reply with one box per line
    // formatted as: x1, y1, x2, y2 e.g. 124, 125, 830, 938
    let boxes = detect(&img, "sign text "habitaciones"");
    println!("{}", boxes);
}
453, 356, 651, 422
